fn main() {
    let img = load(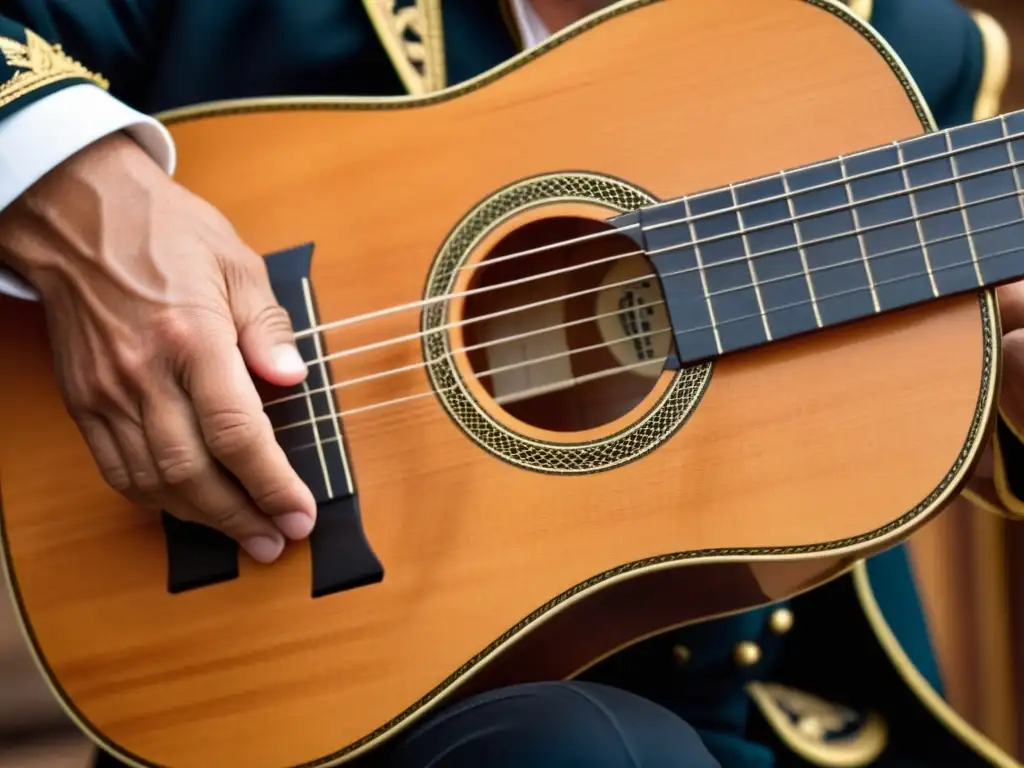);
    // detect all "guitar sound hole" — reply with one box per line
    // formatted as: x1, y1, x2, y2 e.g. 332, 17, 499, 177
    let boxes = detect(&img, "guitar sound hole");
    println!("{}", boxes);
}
460, 215, 671, 433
